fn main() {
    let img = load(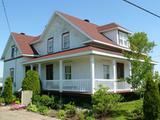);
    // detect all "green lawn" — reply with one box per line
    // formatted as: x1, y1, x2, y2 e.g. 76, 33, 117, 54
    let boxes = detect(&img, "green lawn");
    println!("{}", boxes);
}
107, 99, 143, 120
